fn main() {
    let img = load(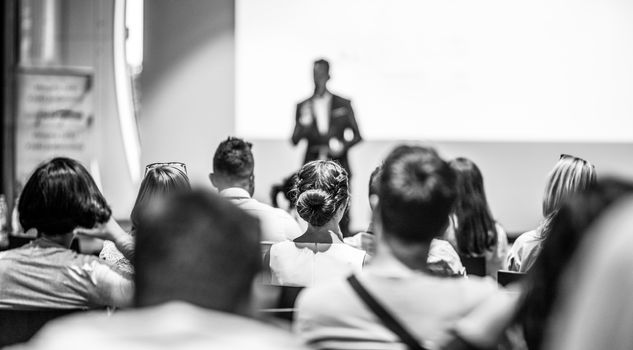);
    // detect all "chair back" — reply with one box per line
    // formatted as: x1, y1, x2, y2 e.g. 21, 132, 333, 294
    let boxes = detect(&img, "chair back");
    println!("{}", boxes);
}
0, 309, 83, 347
258, 285, 304, 321
497, 270, 526, 287
460, 255, 486, 277
261, 241, 274, 259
